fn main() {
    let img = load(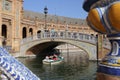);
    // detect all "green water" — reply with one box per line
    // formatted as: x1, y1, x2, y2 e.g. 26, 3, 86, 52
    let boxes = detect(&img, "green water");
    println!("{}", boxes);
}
18, 58, 97, 80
